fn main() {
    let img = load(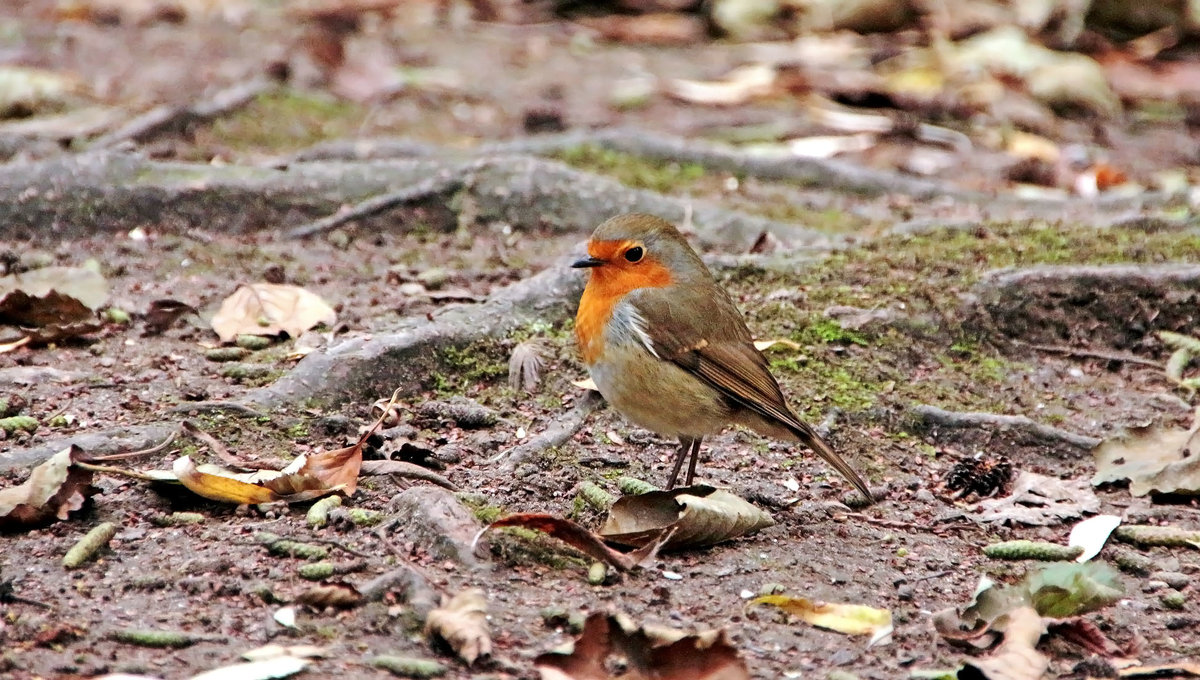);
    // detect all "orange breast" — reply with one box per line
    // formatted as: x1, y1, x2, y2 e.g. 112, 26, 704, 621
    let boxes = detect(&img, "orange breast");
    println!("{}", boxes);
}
575, 257, 673, 365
